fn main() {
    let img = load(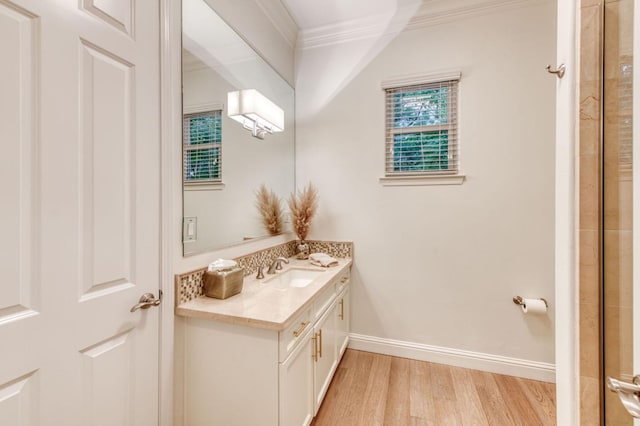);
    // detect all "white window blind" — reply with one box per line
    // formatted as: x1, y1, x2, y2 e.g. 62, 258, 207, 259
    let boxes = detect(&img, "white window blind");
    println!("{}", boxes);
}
183, 110, 222, 183
384, 78, 459, 176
